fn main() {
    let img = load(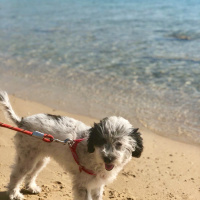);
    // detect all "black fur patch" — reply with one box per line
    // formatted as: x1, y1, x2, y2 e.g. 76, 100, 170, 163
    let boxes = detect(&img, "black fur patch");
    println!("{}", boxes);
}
130, 128, 143, 158
46, 114, 62, 121
87, 122, 107, 153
